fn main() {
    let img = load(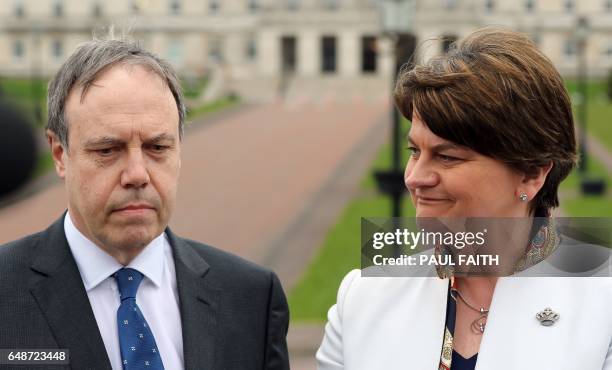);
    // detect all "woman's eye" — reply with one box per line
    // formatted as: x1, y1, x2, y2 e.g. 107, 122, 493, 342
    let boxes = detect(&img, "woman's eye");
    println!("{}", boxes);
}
406, 146, 420, 157
438, 154, 459, 162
